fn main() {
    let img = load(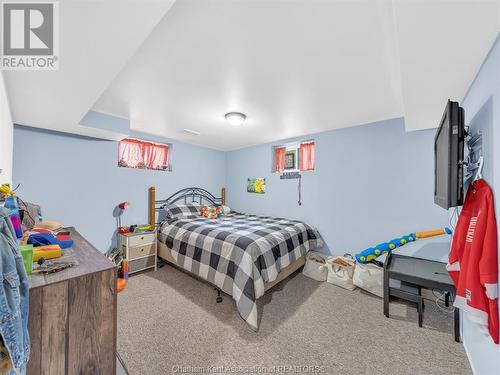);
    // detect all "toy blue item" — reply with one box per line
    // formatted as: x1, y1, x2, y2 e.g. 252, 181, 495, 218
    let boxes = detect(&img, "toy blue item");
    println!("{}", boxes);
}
28, 233, 74, 249
356, 233, 417, 263
355, 228, 452, 263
